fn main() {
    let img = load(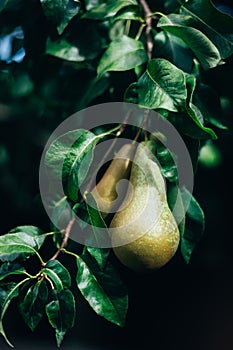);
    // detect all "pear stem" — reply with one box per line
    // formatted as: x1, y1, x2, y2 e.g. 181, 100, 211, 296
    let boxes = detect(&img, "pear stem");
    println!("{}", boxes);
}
133, 110, 150, 143
84, 109, 133, 194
